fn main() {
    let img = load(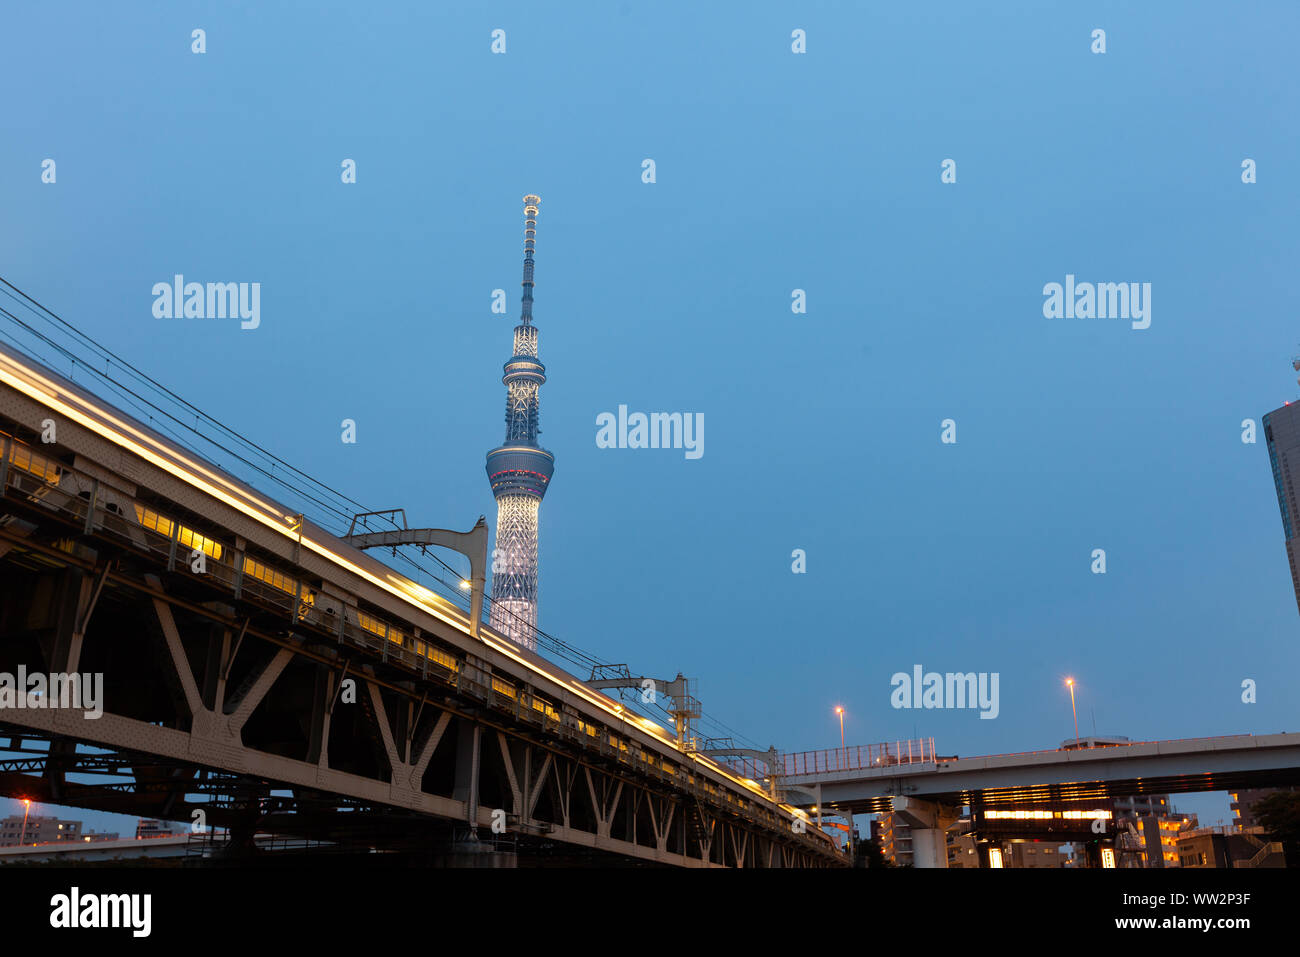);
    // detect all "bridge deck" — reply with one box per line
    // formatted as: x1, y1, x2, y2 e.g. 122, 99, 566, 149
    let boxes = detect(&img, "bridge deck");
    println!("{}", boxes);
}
782, 733, 1300, 813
